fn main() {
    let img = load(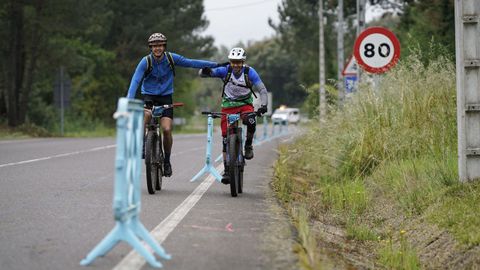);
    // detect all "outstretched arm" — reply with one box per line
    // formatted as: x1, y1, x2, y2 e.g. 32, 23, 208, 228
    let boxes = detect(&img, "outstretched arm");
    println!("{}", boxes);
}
198, 66, 228, 78
172, 53, 218, 69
